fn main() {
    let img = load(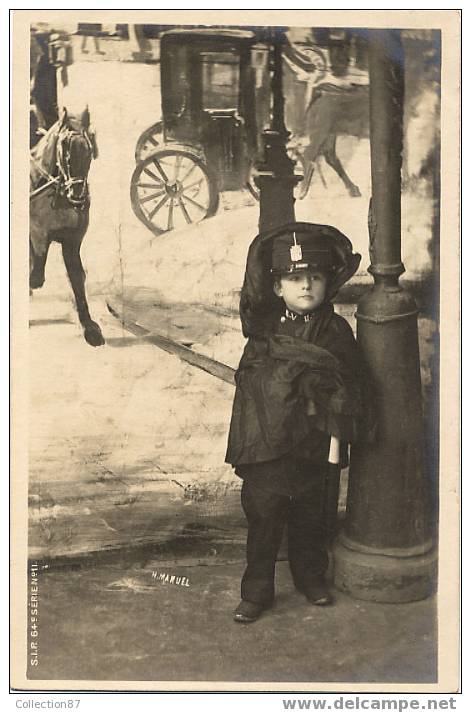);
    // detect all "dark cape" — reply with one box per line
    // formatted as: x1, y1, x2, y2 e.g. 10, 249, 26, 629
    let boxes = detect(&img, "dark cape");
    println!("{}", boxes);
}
225, 226, 375, 472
